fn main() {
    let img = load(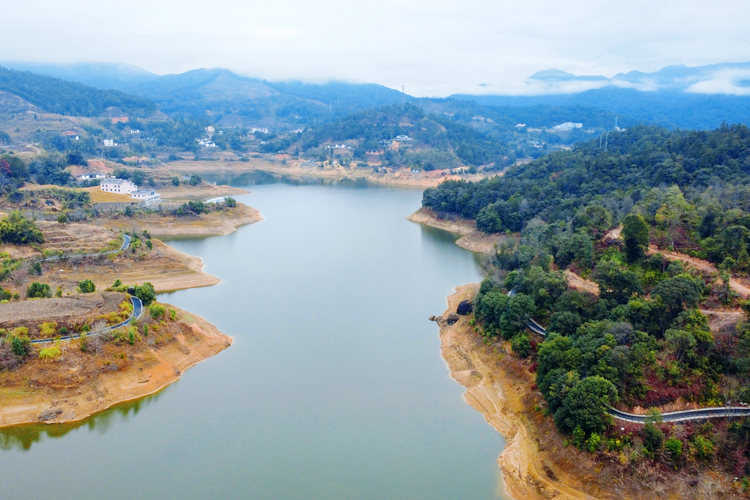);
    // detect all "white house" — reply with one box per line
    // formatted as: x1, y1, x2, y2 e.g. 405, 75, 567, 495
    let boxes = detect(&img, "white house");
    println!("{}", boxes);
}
395, 135, 412, 142
79, 172, 107, 180
130, 189, 160, 201
100, 178, 138, 194
103, 139, 115, 147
